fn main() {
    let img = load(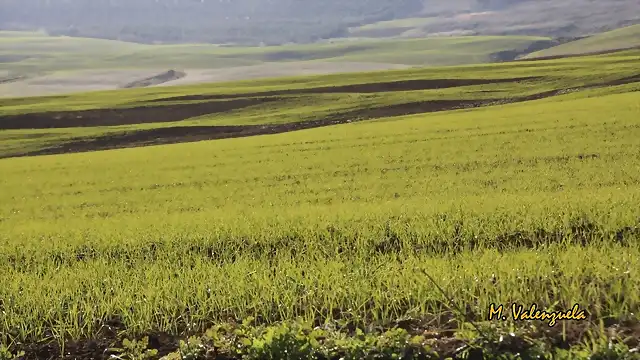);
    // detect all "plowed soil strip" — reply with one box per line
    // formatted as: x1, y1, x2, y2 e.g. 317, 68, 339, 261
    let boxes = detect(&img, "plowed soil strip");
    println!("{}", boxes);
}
2, 74, 639, 158
0, 97, 568, 158
0, 77, 546, 130
0, 97, 280, 129
146, 77, 541, 102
